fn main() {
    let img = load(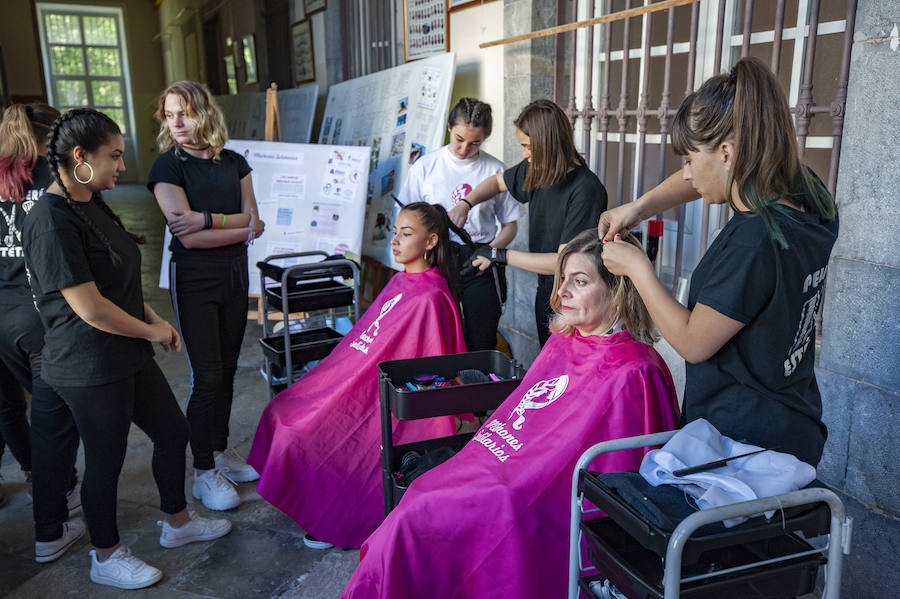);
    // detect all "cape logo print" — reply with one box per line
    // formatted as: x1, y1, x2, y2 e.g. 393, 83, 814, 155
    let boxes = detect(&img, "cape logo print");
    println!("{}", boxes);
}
349, 293, 403, 354
506, 375, 569, 430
